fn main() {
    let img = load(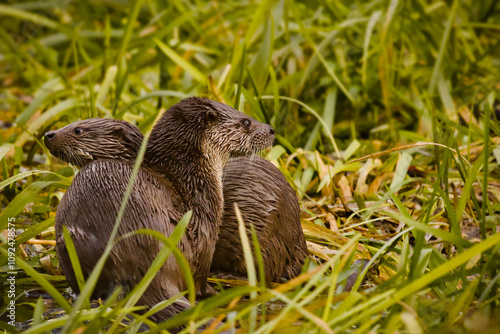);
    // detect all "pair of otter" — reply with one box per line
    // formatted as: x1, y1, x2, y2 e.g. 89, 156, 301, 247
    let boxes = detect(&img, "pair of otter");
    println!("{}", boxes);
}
44, 97, 307, 324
